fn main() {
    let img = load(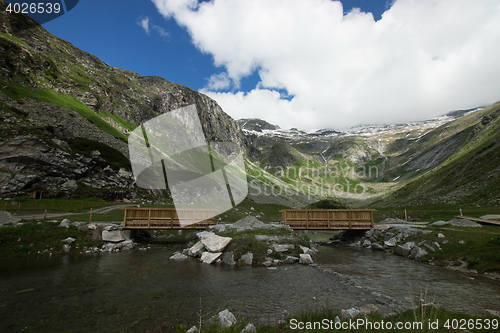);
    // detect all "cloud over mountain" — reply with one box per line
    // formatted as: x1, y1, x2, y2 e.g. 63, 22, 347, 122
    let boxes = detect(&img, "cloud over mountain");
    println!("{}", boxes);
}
152, 0, 500, 130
